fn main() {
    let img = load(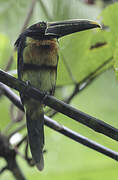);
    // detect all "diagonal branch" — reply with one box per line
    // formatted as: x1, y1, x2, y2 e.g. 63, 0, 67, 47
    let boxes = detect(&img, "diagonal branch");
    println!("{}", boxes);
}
45, 116, 118, 161
65, 56, 113, 103
2, 87, 118, 162
0, 83, 24, 111
0, 69, 118, 142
